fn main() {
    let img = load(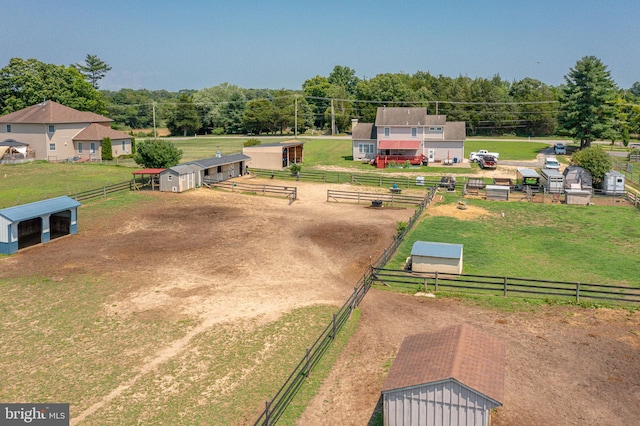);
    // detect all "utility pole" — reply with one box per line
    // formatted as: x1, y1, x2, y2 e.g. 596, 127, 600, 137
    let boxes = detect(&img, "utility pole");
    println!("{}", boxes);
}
294, 96, 298, 139
152, 102, 157, 139
331, 99, 336, 136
